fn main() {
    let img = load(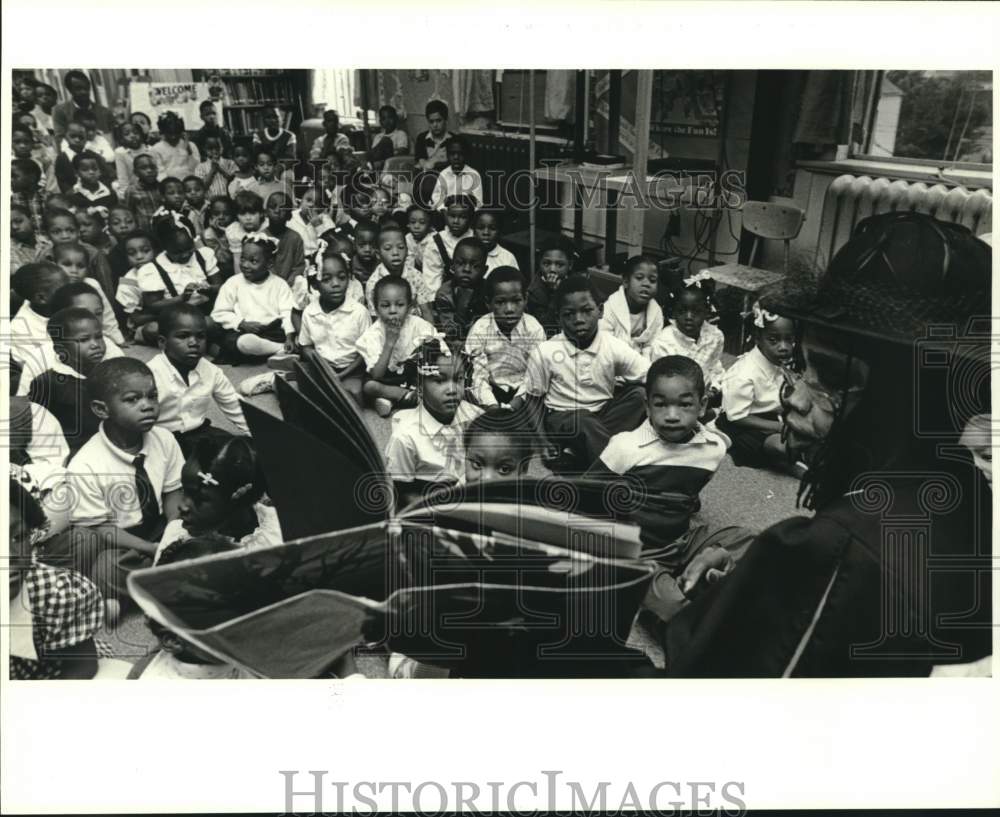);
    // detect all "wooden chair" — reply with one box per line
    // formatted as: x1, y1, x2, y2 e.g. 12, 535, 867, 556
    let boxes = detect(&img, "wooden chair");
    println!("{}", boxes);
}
703, 200, 805, 352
